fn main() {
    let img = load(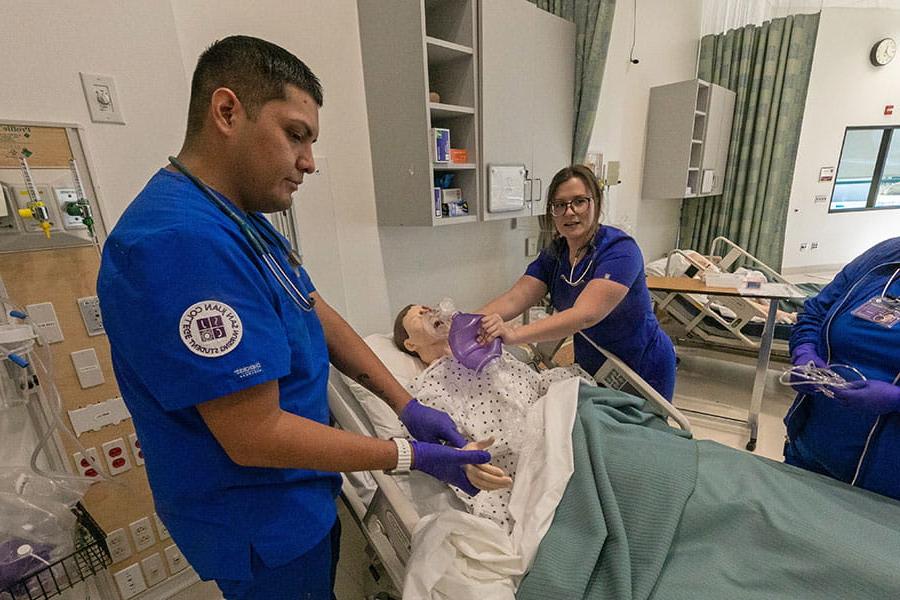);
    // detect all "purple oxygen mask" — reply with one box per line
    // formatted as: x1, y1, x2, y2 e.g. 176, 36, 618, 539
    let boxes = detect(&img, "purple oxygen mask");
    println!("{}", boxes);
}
448, 312, 502, 374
